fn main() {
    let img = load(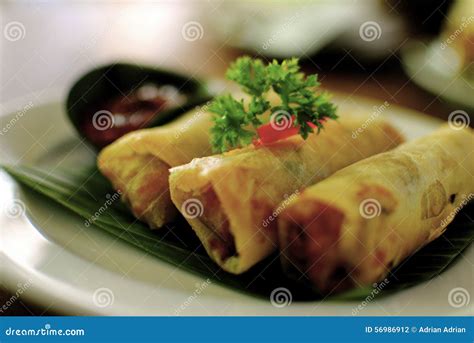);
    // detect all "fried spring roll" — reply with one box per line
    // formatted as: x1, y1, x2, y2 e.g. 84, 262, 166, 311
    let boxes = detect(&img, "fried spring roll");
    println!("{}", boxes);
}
278, 125, 474, 294
169, 116, 404, 274
98, 104, 213, 228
